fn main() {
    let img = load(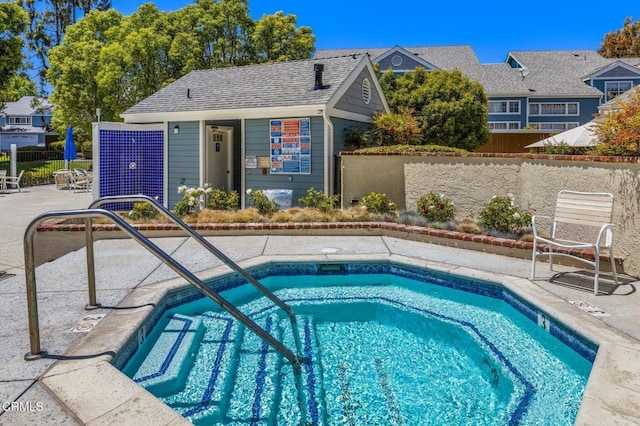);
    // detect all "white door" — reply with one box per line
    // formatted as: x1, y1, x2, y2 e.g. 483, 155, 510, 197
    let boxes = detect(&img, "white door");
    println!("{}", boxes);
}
205, 127, 232, 190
